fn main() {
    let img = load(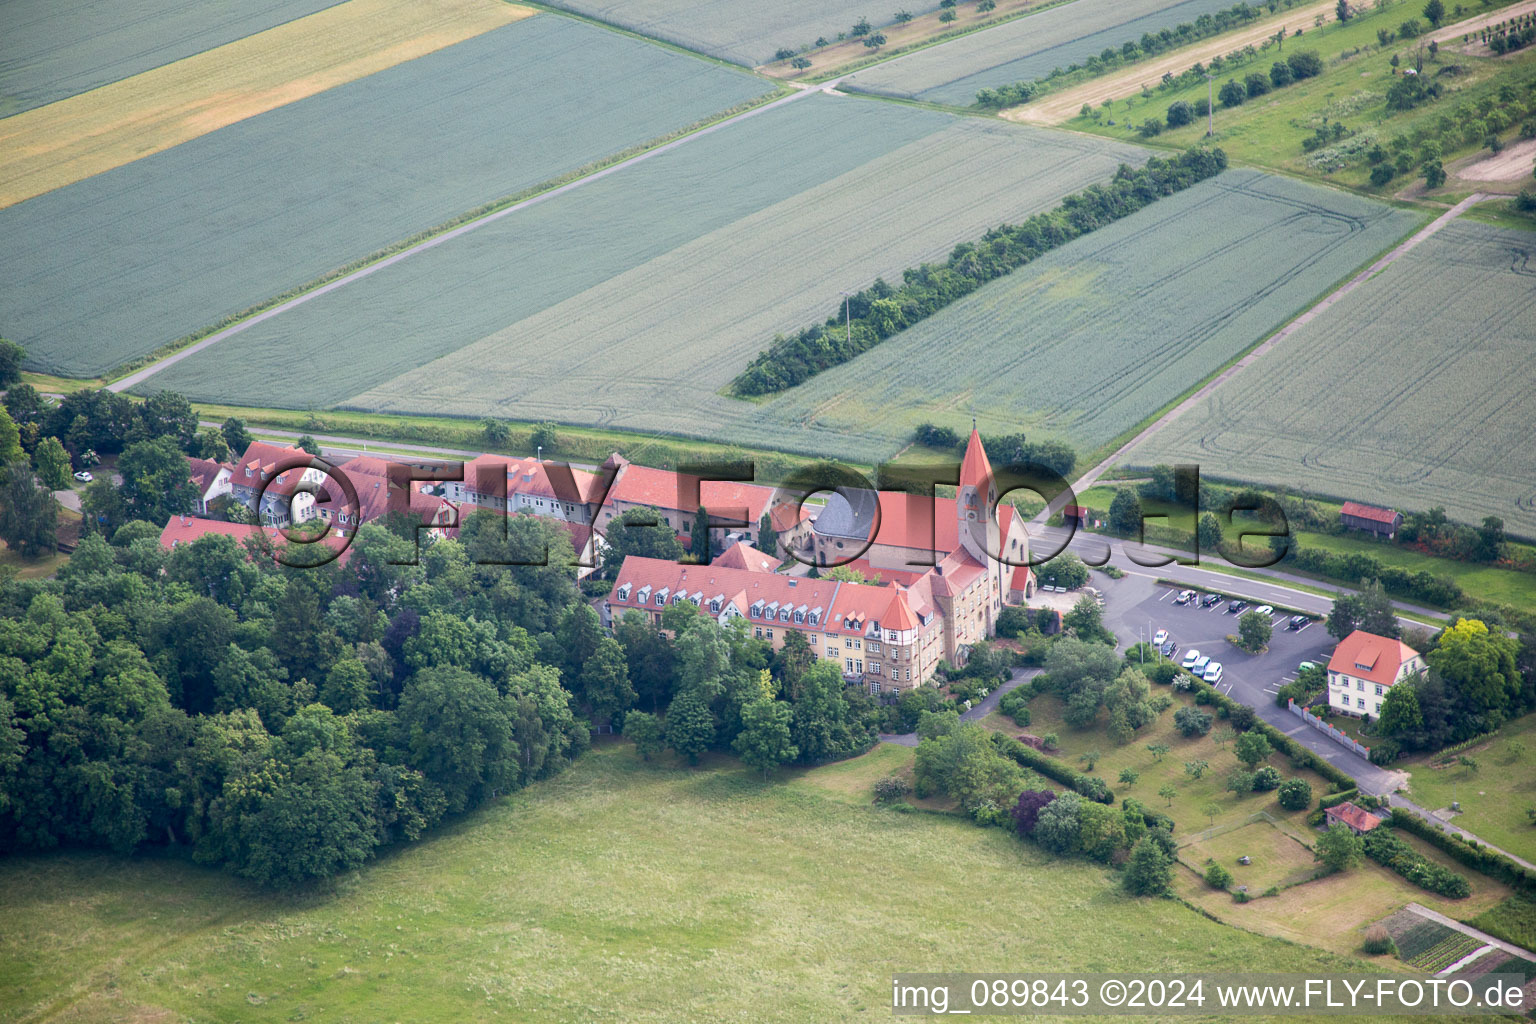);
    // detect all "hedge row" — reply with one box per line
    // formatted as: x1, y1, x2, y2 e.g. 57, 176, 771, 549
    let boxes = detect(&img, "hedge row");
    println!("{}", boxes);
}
1185, 676, 1358, 792
1364, 827, 1472, 899
1389, 809, 1536, 892
730, 148, 1228, 396
992, 732, 1114, 805
1290, 546, 1462, 607
1318, 788, 1360, 810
